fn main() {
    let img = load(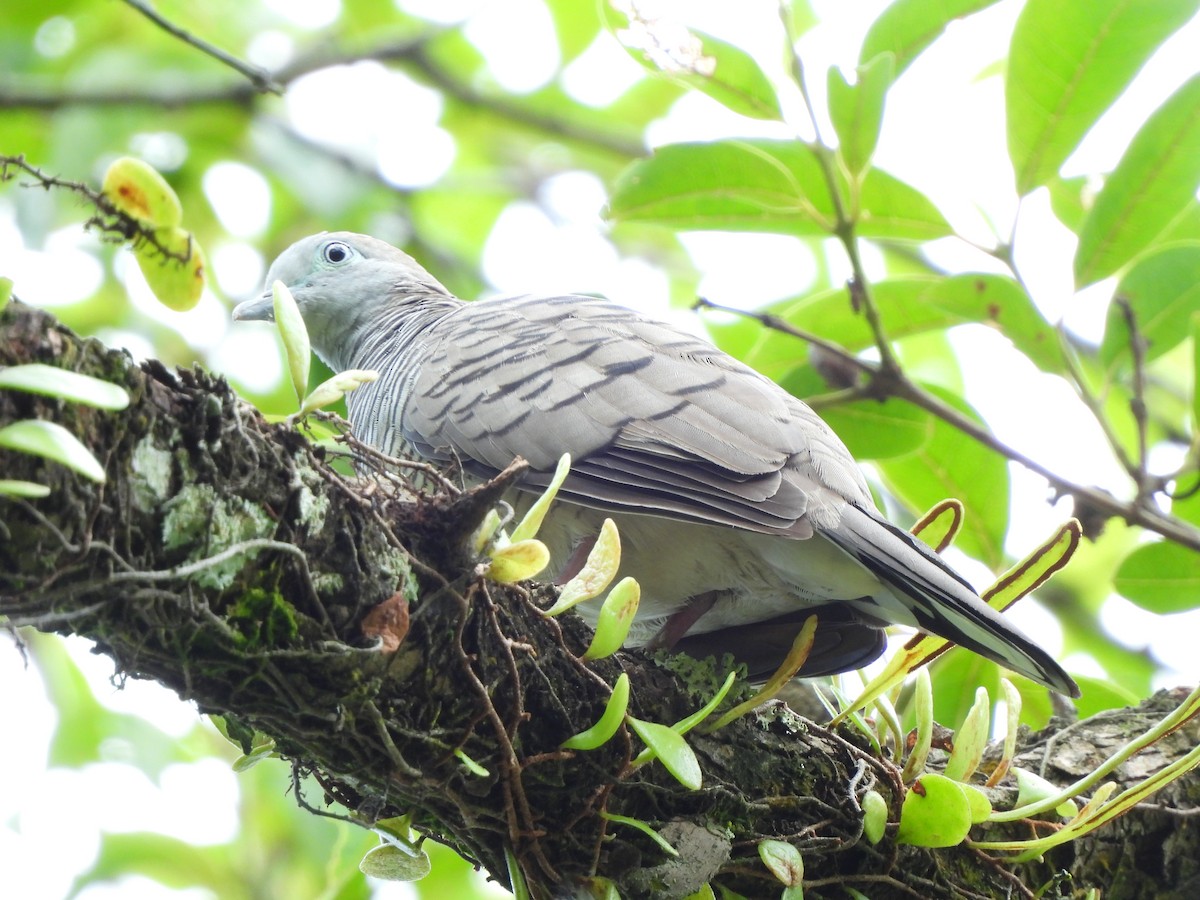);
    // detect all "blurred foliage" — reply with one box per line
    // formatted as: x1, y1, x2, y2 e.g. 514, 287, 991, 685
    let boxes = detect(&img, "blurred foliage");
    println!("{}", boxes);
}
3, 0, 1200, 895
